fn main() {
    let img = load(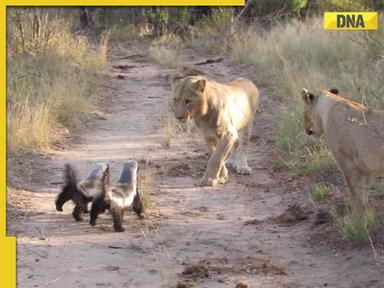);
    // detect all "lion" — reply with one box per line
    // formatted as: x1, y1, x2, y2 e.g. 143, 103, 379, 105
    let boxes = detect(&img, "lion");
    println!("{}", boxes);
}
301, 88, 384, 216
172, 74, 260, 186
